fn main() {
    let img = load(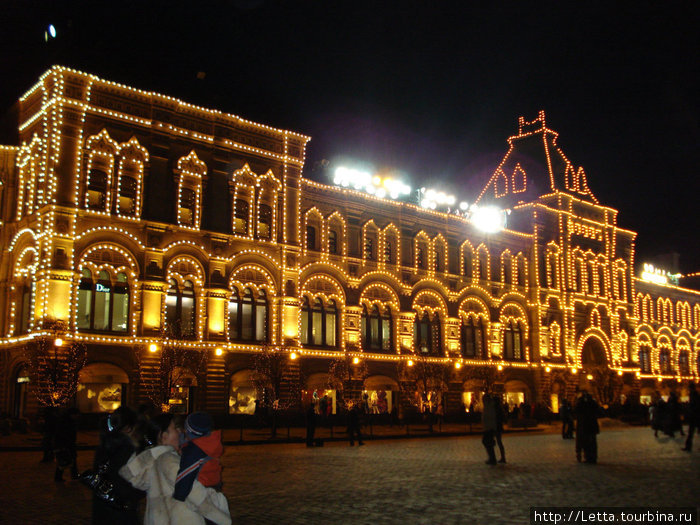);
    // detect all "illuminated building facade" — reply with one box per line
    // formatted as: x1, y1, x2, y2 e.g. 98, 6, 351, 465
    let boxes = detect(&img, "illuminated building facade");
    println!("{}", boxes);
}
0, 67, 698, 419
